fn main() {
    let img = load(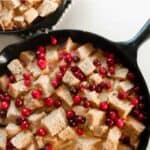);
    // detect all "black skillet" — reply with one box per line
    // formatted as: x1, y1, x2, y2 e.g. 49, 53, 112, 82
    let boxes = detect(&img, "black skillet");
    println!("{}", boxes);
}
0, 0, 70, 35
0, 19, 149, 150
